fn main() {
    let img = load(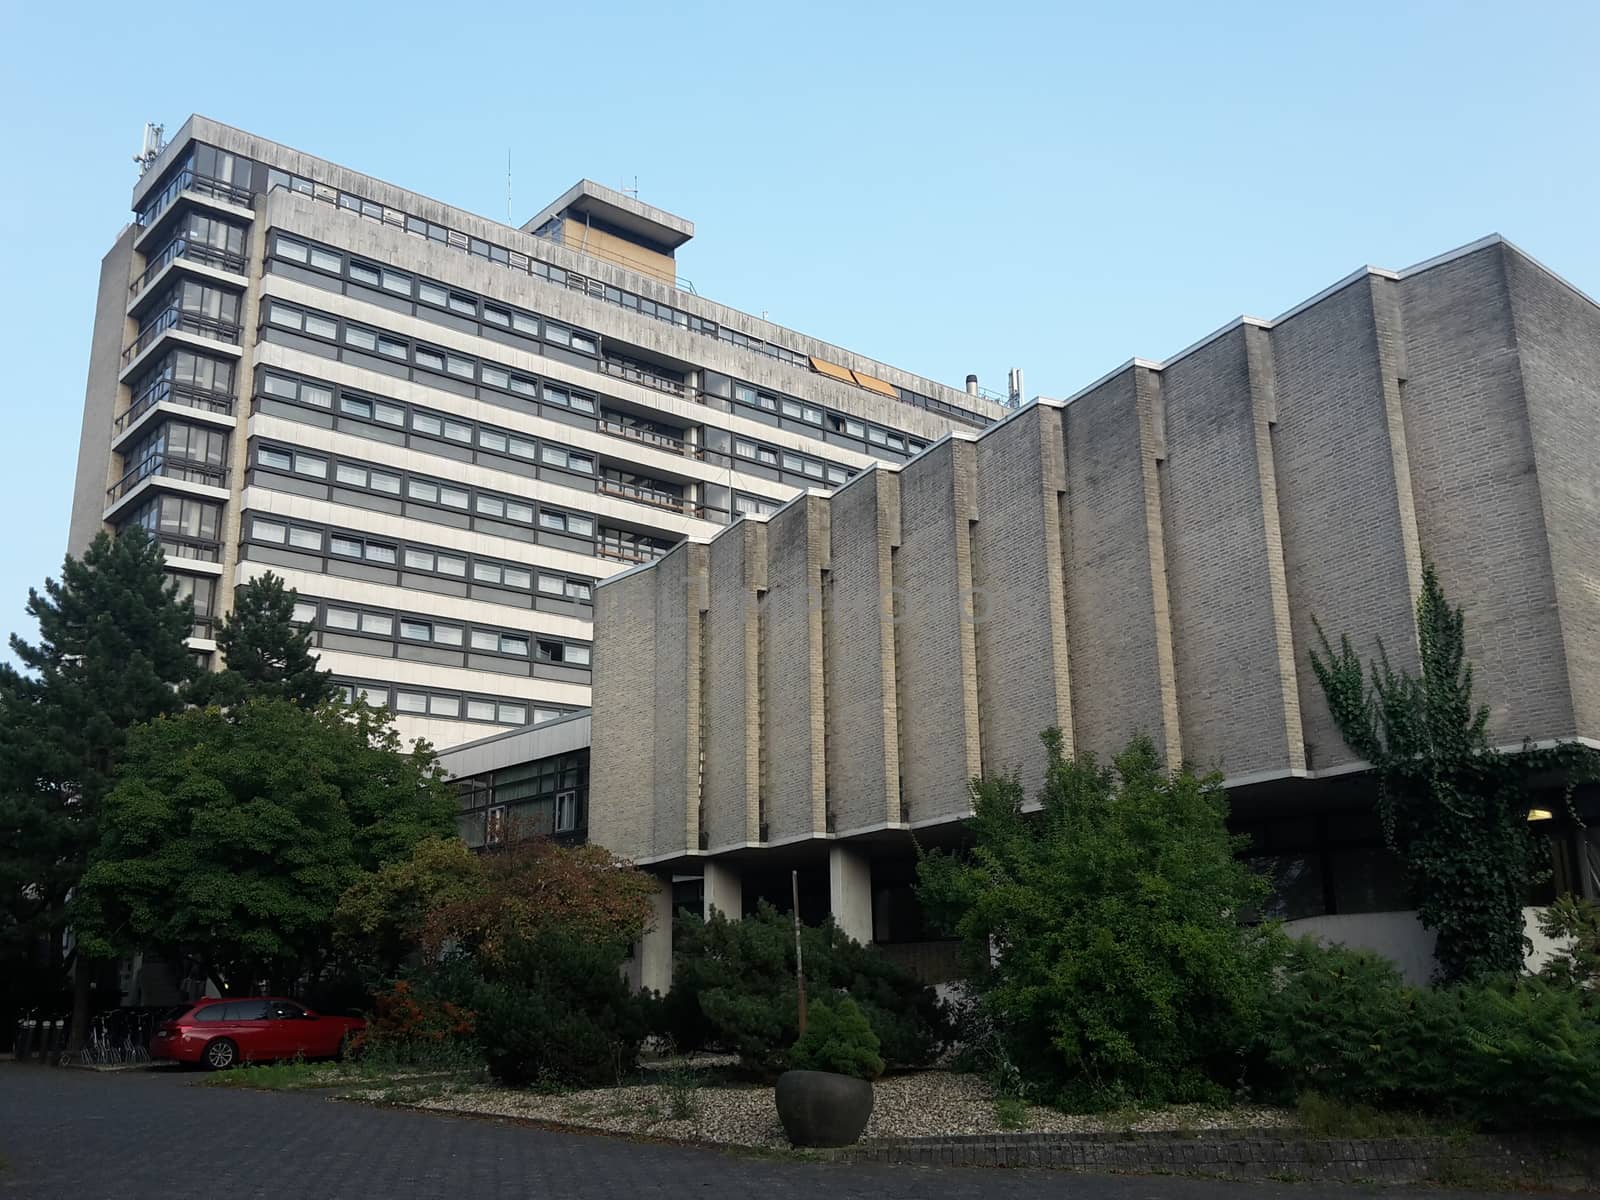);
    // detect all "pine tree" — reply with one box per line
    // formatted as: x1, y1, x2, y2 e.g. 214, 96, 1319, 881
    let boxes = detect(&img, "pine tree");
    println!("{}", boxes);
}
0, 527, 197, 1047
190, 571, 337, 709
1310, 560, 1596, 983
